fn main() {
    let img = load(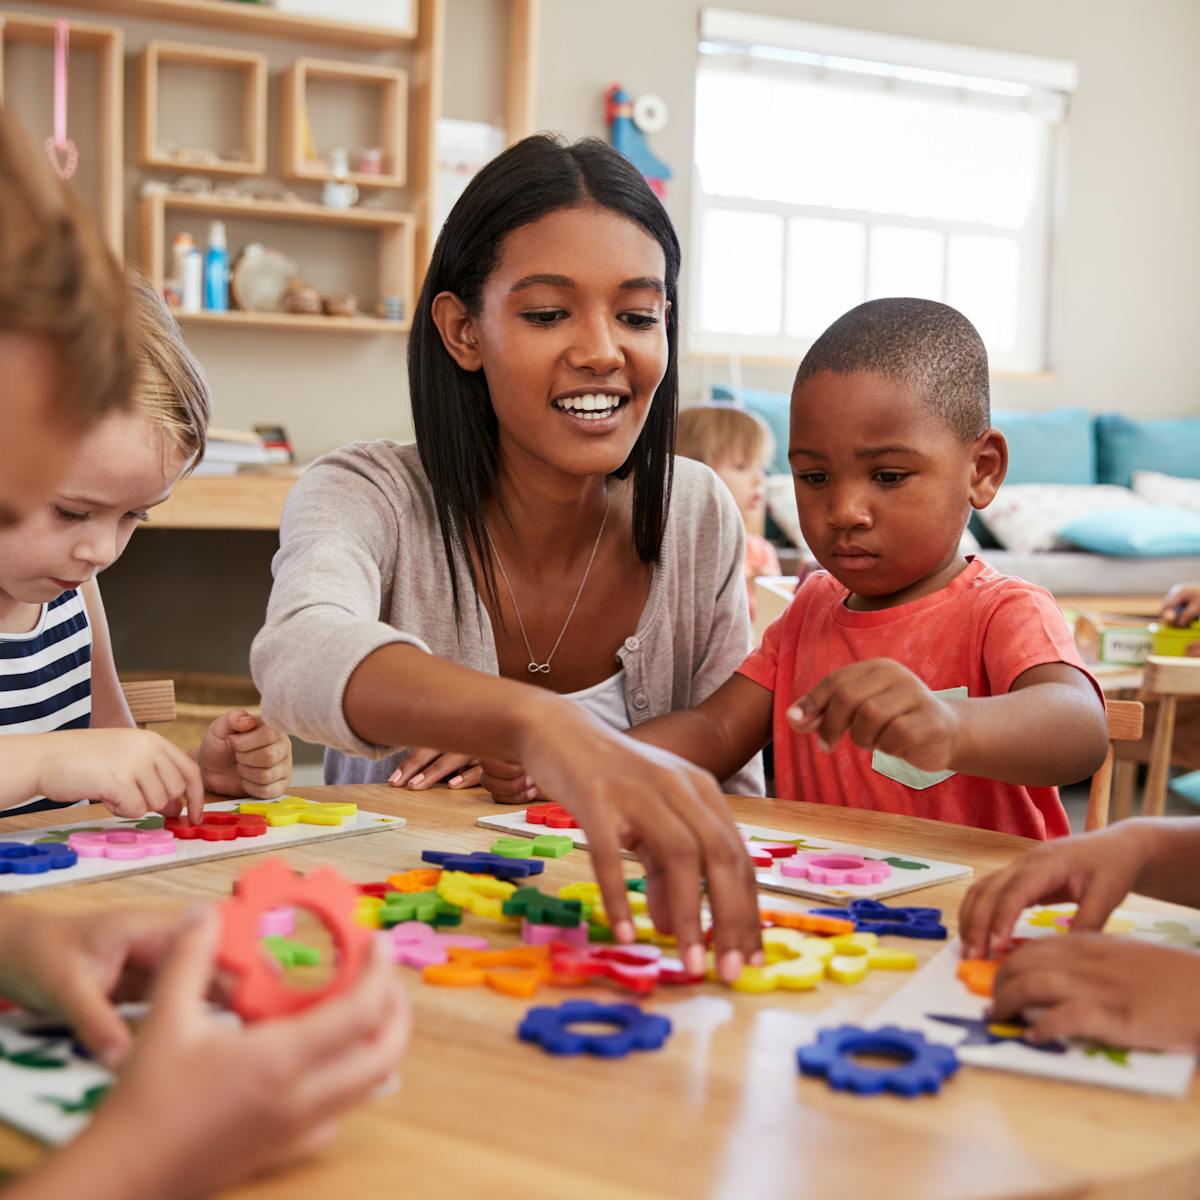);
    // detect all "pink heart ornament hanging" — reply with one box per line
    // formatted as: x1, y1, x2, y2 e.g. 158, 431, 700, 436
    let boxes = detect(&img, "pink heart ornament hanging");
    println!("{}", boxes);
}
44, 137, 79, 180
